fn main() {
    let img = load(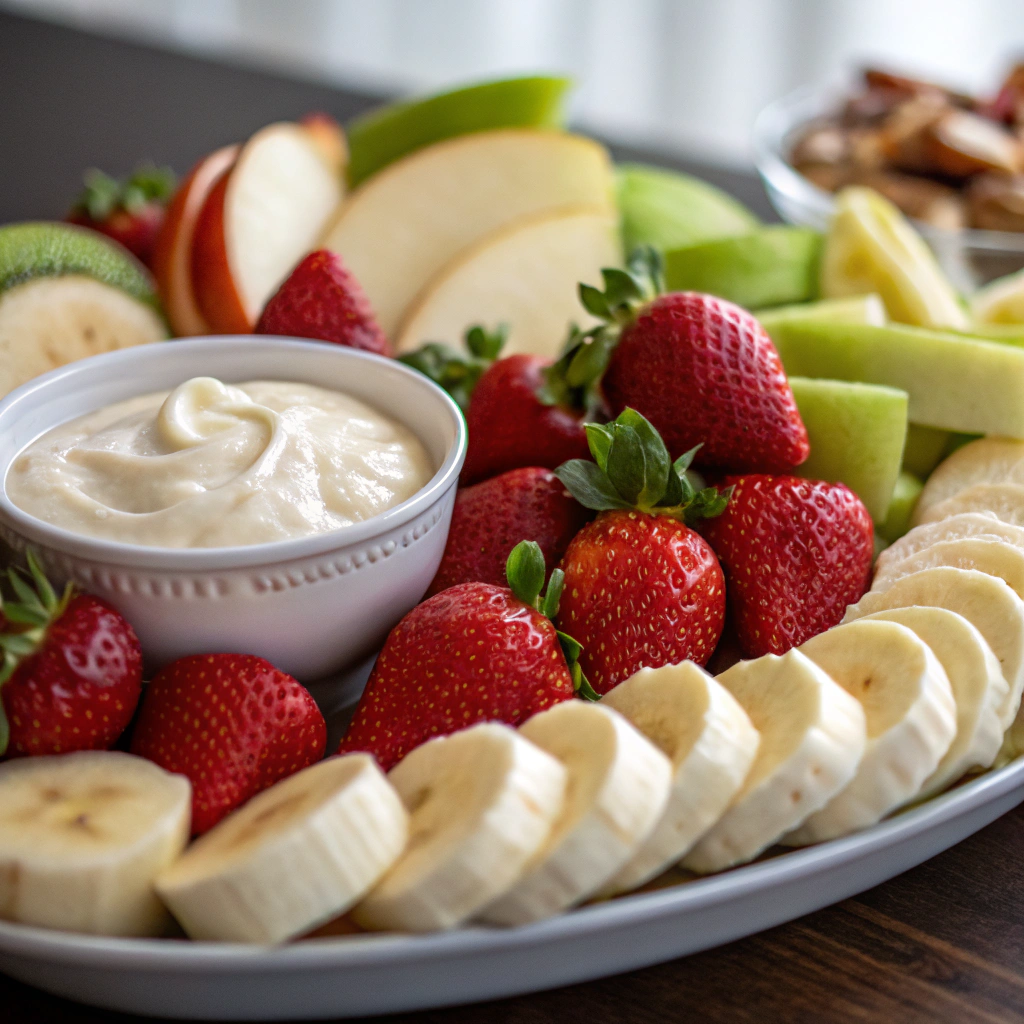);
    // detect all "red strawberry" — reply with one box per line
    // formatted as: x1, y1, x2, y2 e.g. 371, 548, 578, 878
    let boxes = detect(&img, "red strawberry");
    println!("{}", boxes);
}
255, 249, 391, 356
462, 355, 590, 484
554, 408, 729, 693
571, 250, 809, 473
131, 654, 326, 834
701, 474, 874, 658
0, 553, 142, 758
399, 324, 591, 484
426, 467, 590, 597
67, 164, 175, 267
340, 541, 587, 770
